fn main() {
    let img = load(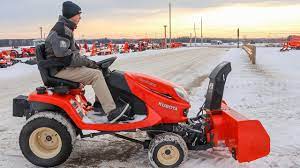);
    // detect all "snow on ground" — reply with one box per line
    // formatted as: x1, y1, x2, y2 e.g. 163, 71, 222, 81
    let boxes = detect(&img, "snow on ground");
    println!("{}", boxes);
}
1, 47, 299, 167
187, 47, 300, 168
0, 63, 37, 79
